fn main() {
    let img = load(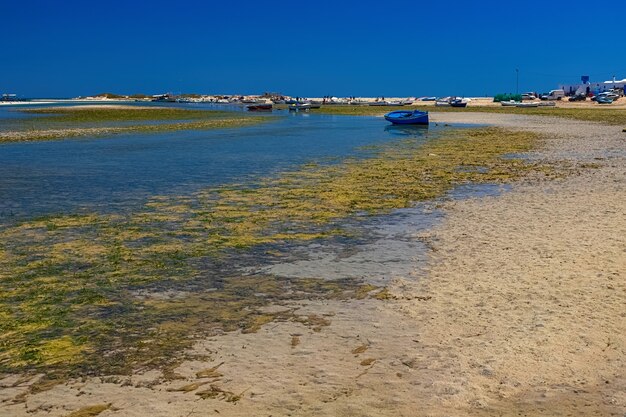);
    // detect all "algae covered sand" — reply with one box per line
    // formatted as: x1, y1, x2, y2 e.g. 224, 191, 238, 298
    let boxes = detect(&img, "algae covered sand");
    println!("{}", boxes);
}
314, 104, 626, 125
0, 126, 568, 384
0, 106, 268, 143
